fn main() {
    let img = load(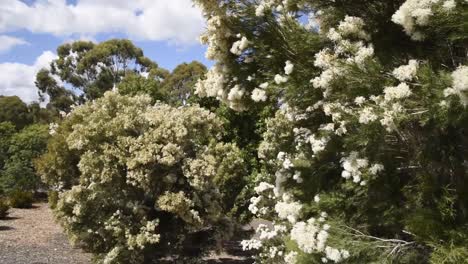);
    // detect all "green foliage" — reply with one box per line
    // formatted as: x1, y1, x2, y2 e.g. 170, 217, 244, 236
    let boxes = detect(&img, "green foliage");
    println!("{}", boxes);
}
162, 61, 207, 105
0, 122, 16, 169
0, 96, 32, 129
36, 39, 166, 109
34, 118, 80, 190
9, 190, 33, 208
0, 197, 10, 218
0, 124, 49, 193
117, 71, 166, 101
40, 92, 248, 263
48, 190, 59, 210
430, 242, 468, 264
194, 0, 468, 263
